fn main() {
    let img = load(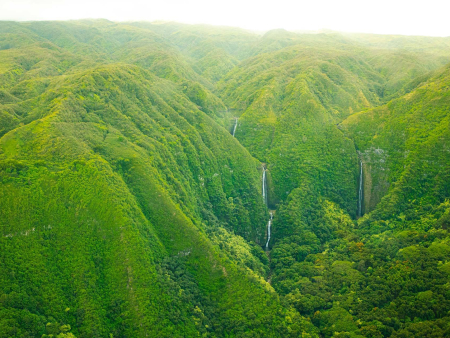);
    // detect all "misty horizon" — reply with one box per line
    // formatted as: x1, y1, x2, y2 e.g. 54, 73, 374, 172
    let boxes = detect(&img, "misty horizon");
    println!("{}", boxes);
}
1, 18, 450, 39
0, 0, 449, 37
